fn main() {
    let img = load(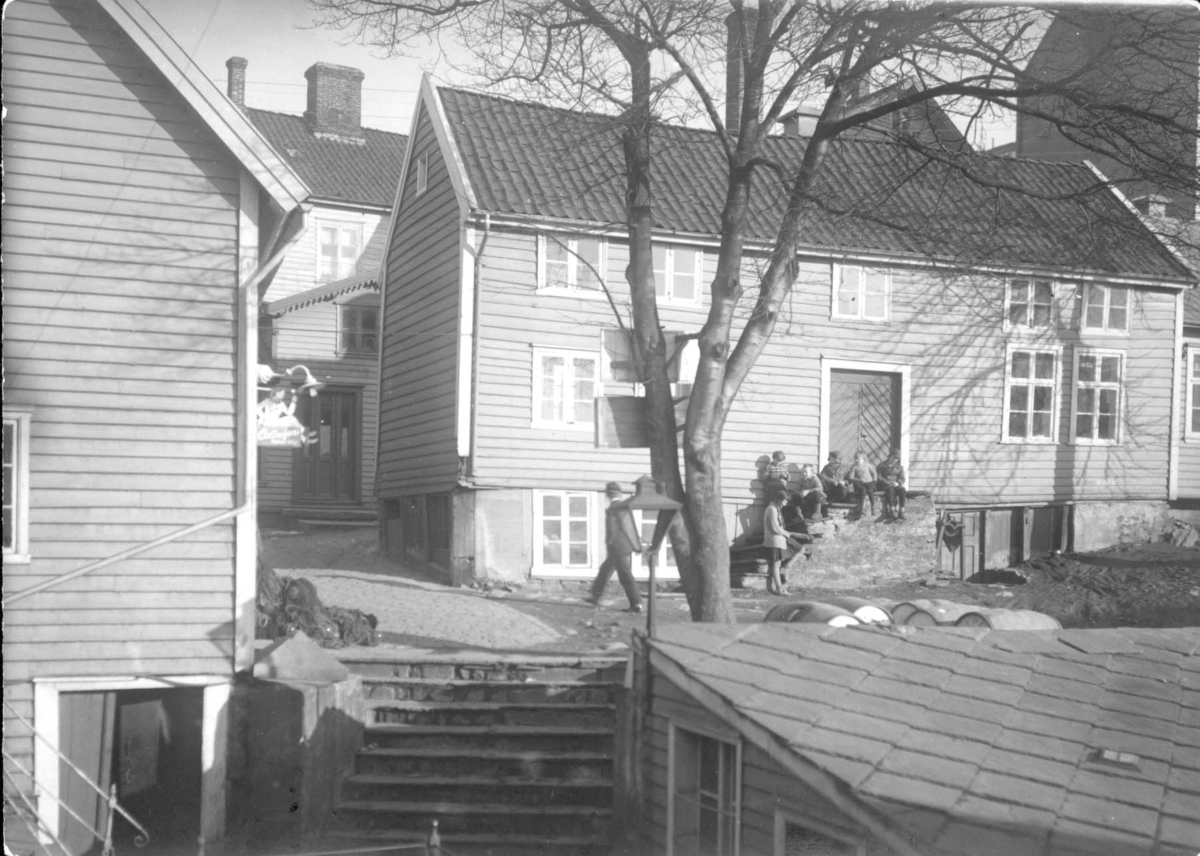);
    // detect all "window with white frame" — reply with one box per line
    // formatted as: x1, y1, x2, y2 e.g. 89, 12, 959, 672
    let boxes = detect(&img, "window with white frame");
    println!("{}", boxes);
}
671, 725, 740, 856
1003, 346, 1060, 442
654, 244, 703, 303
3, 407, 33, 563
535, 491, 592, 569
533, 349, 598, 429
1081, 284, 1129, 333
538, 235, 605, 293
338, 302, 379, 354
1072, 349, 1123, 443
833, 264, 889, 321
1188, 346, 1200, 440
416, 151, 429, 196
1007, 278, 1054, 329
317, 223, 361, 282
